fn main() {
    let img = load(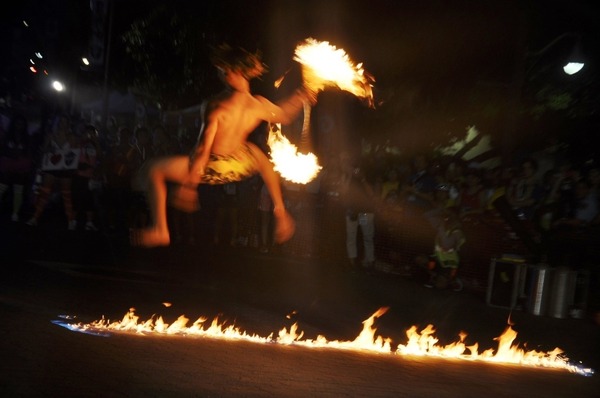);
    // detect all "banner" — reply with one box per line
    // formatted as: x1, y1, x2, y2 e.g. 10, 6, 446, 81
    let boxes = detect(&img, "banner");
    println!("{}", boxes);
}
41, 149, 81, 171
